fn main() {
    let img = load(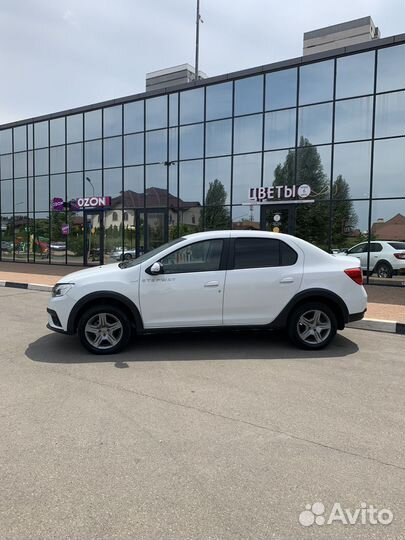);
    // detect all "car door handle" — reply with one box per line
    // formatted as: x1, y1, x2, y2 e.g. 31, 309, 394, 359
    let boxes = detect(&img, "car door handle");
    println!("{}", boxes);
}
204, 281, 219, 287
280, 277, 294, 284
